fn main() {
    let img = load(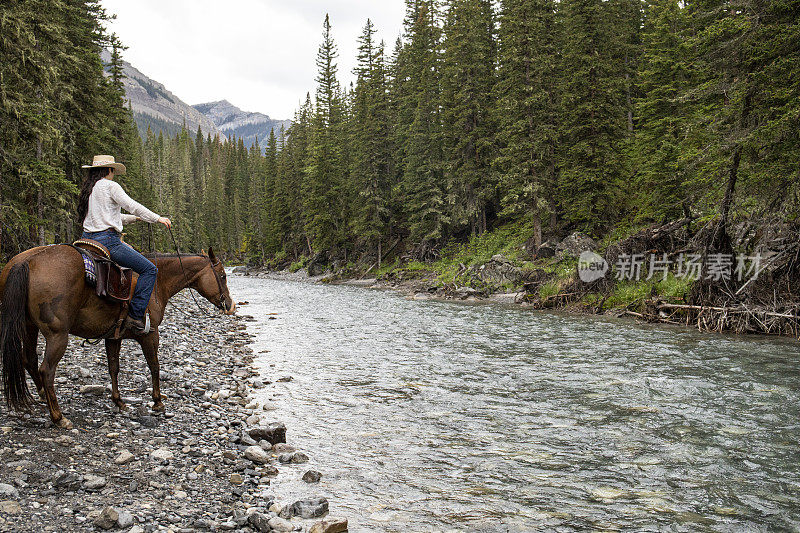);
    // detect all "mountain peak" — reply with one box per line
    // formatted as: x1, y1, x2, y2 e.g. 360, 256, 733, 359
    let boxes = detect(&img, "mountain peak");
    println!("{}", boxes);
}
101, 49, 223, 141
193, 100, 290, 150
